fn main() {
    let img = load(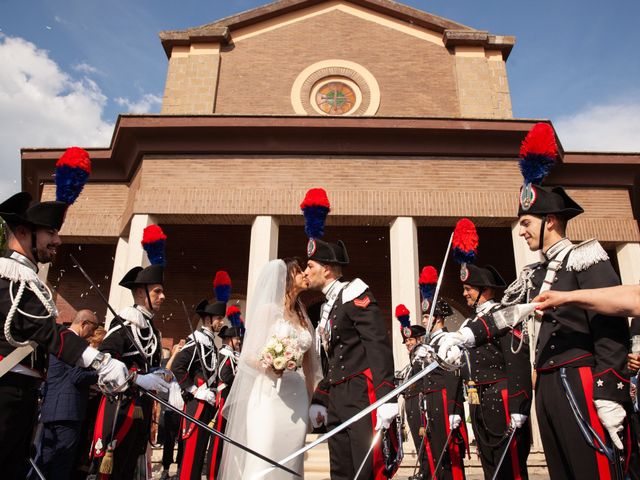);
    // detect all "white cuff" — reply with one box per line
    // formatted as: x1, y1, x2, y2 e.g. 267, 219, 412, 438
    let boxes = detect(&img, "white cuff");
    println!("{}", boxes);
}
188, 385, 198, 394
78, 346, 100, 368
460, 327, 476, 347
